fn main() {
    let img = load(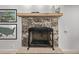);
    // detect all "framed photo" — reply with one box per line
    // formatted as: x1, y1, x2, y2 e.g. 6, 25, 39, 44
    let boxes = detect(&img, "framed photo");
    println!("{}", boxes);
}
0, 9, 17, 22
0, 24, 17, 40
